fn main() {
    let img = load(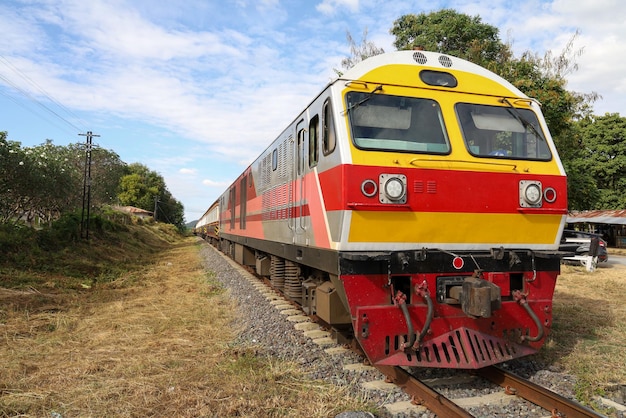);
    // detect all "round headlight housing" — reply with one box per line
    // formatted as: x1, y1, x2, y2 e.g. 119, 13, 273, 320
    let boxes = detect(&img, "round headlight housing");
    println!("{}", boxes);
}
384, 178, 405, 200
379, 174, 407, 204
524, 184, 541, 205
519, 180, 542, 207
